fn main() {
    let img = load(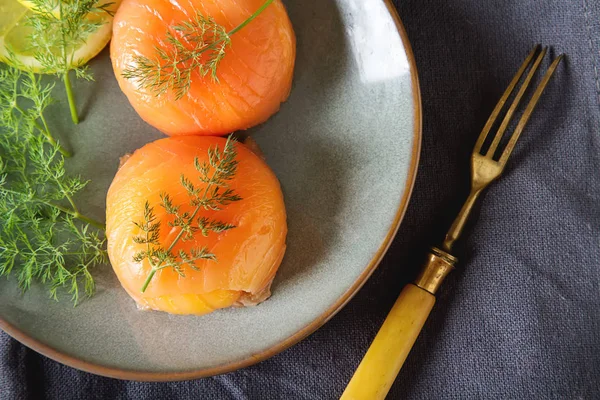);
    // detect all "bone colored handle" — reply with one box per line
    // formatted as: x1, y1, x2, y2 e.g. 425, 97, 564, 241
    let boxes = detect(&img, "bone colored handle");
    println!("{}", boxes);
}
340, 284, 435, 400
